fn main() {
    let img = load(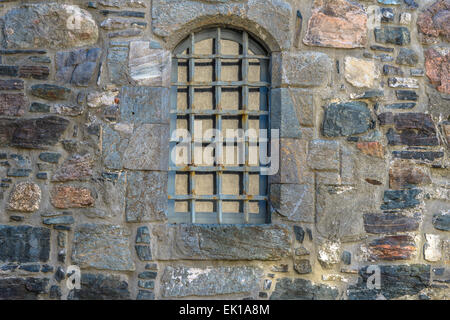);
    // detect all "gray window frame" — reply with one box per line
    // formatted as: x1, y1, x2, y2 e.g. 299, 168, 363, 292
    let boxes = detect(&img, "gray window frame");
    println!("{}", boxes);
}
168, 27, 271, 224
